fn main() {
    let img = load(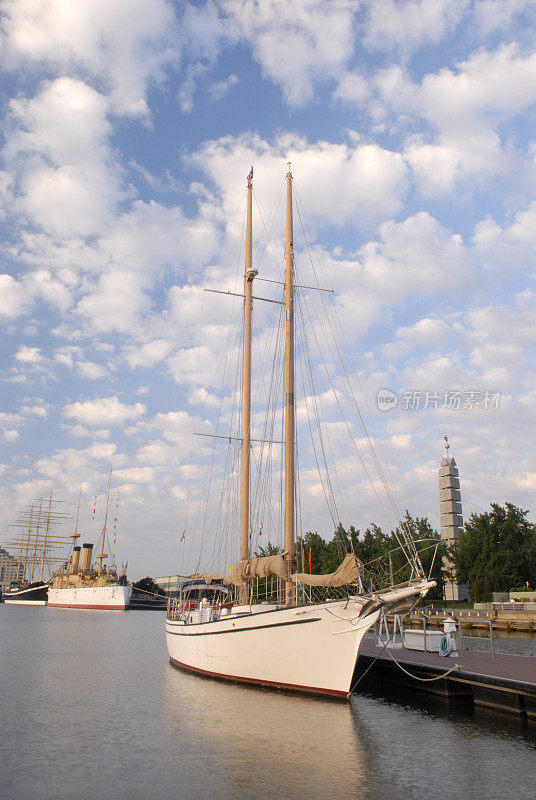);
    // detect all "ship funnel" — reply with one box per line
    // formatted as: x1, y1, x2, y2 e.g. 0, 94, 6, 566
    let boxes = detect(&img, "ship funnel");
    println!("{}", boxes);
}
70, 546, 81, 574
79, 543, 94, 573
